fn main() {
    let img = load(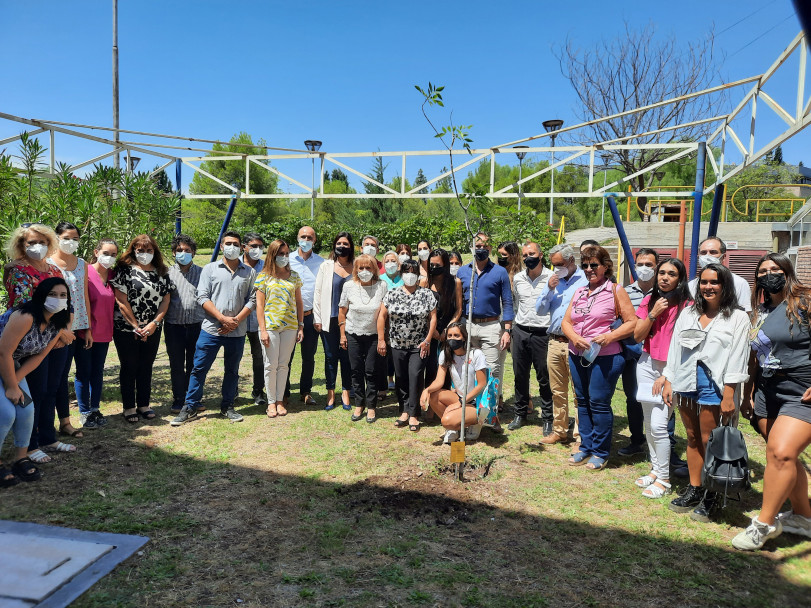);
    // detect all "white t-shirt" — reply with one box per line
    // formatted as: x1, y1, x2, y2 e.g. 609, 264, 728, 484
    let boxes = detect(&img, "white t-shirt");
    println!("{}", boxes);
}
688, 271, 752, 312
438, 348, 488, 399
339, 280, 388, 335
